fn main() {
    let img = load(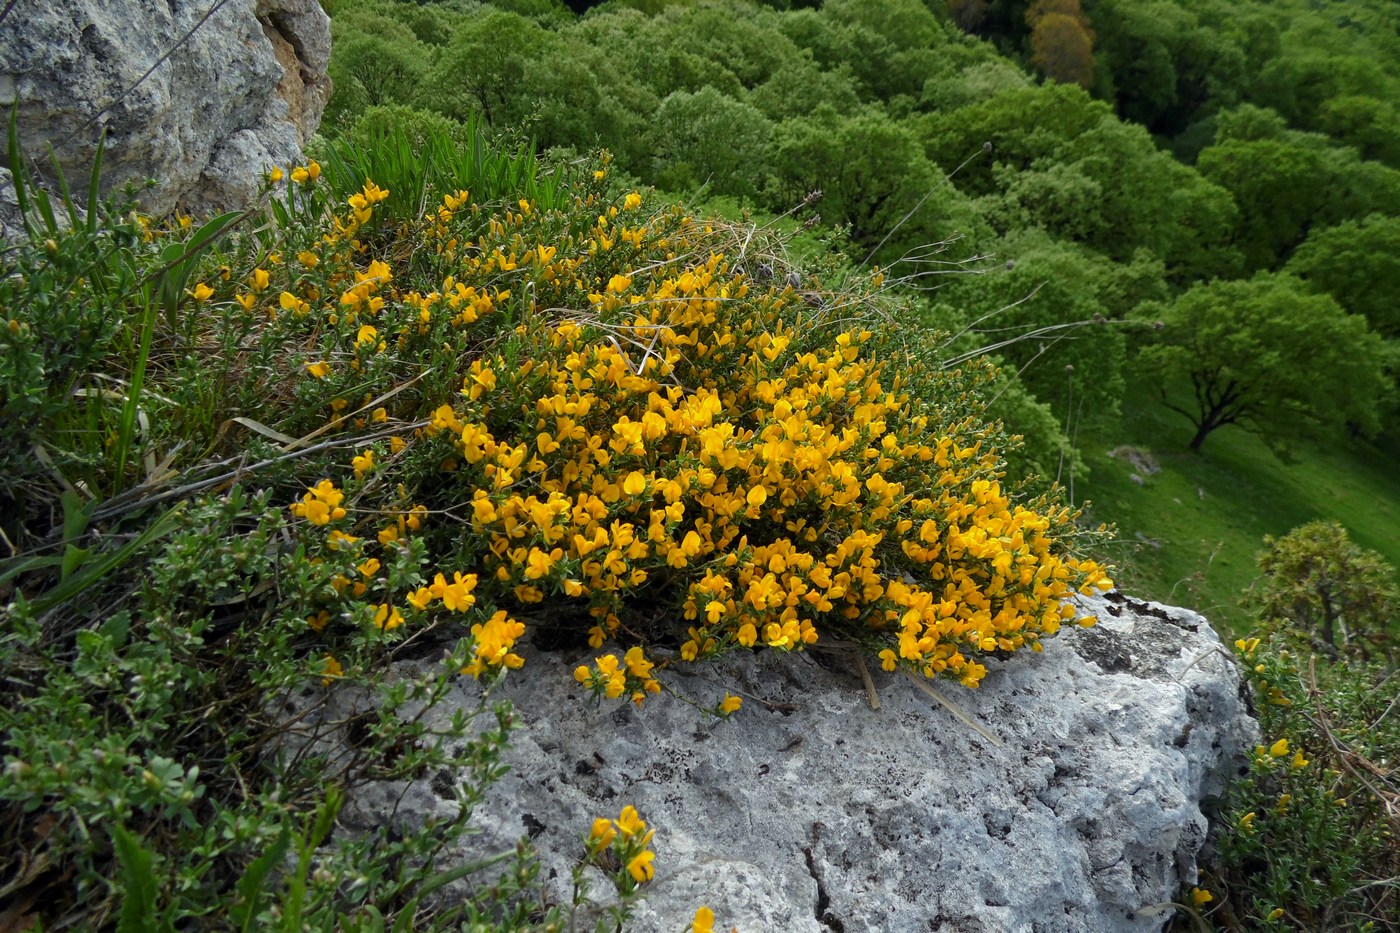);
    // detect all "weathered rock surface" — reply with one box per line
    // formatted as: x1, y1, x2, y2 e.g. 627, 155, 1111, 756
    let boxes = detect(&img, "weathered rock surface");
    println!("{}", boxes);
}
343, 593, 1257, 933
0, 0, 330, 218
